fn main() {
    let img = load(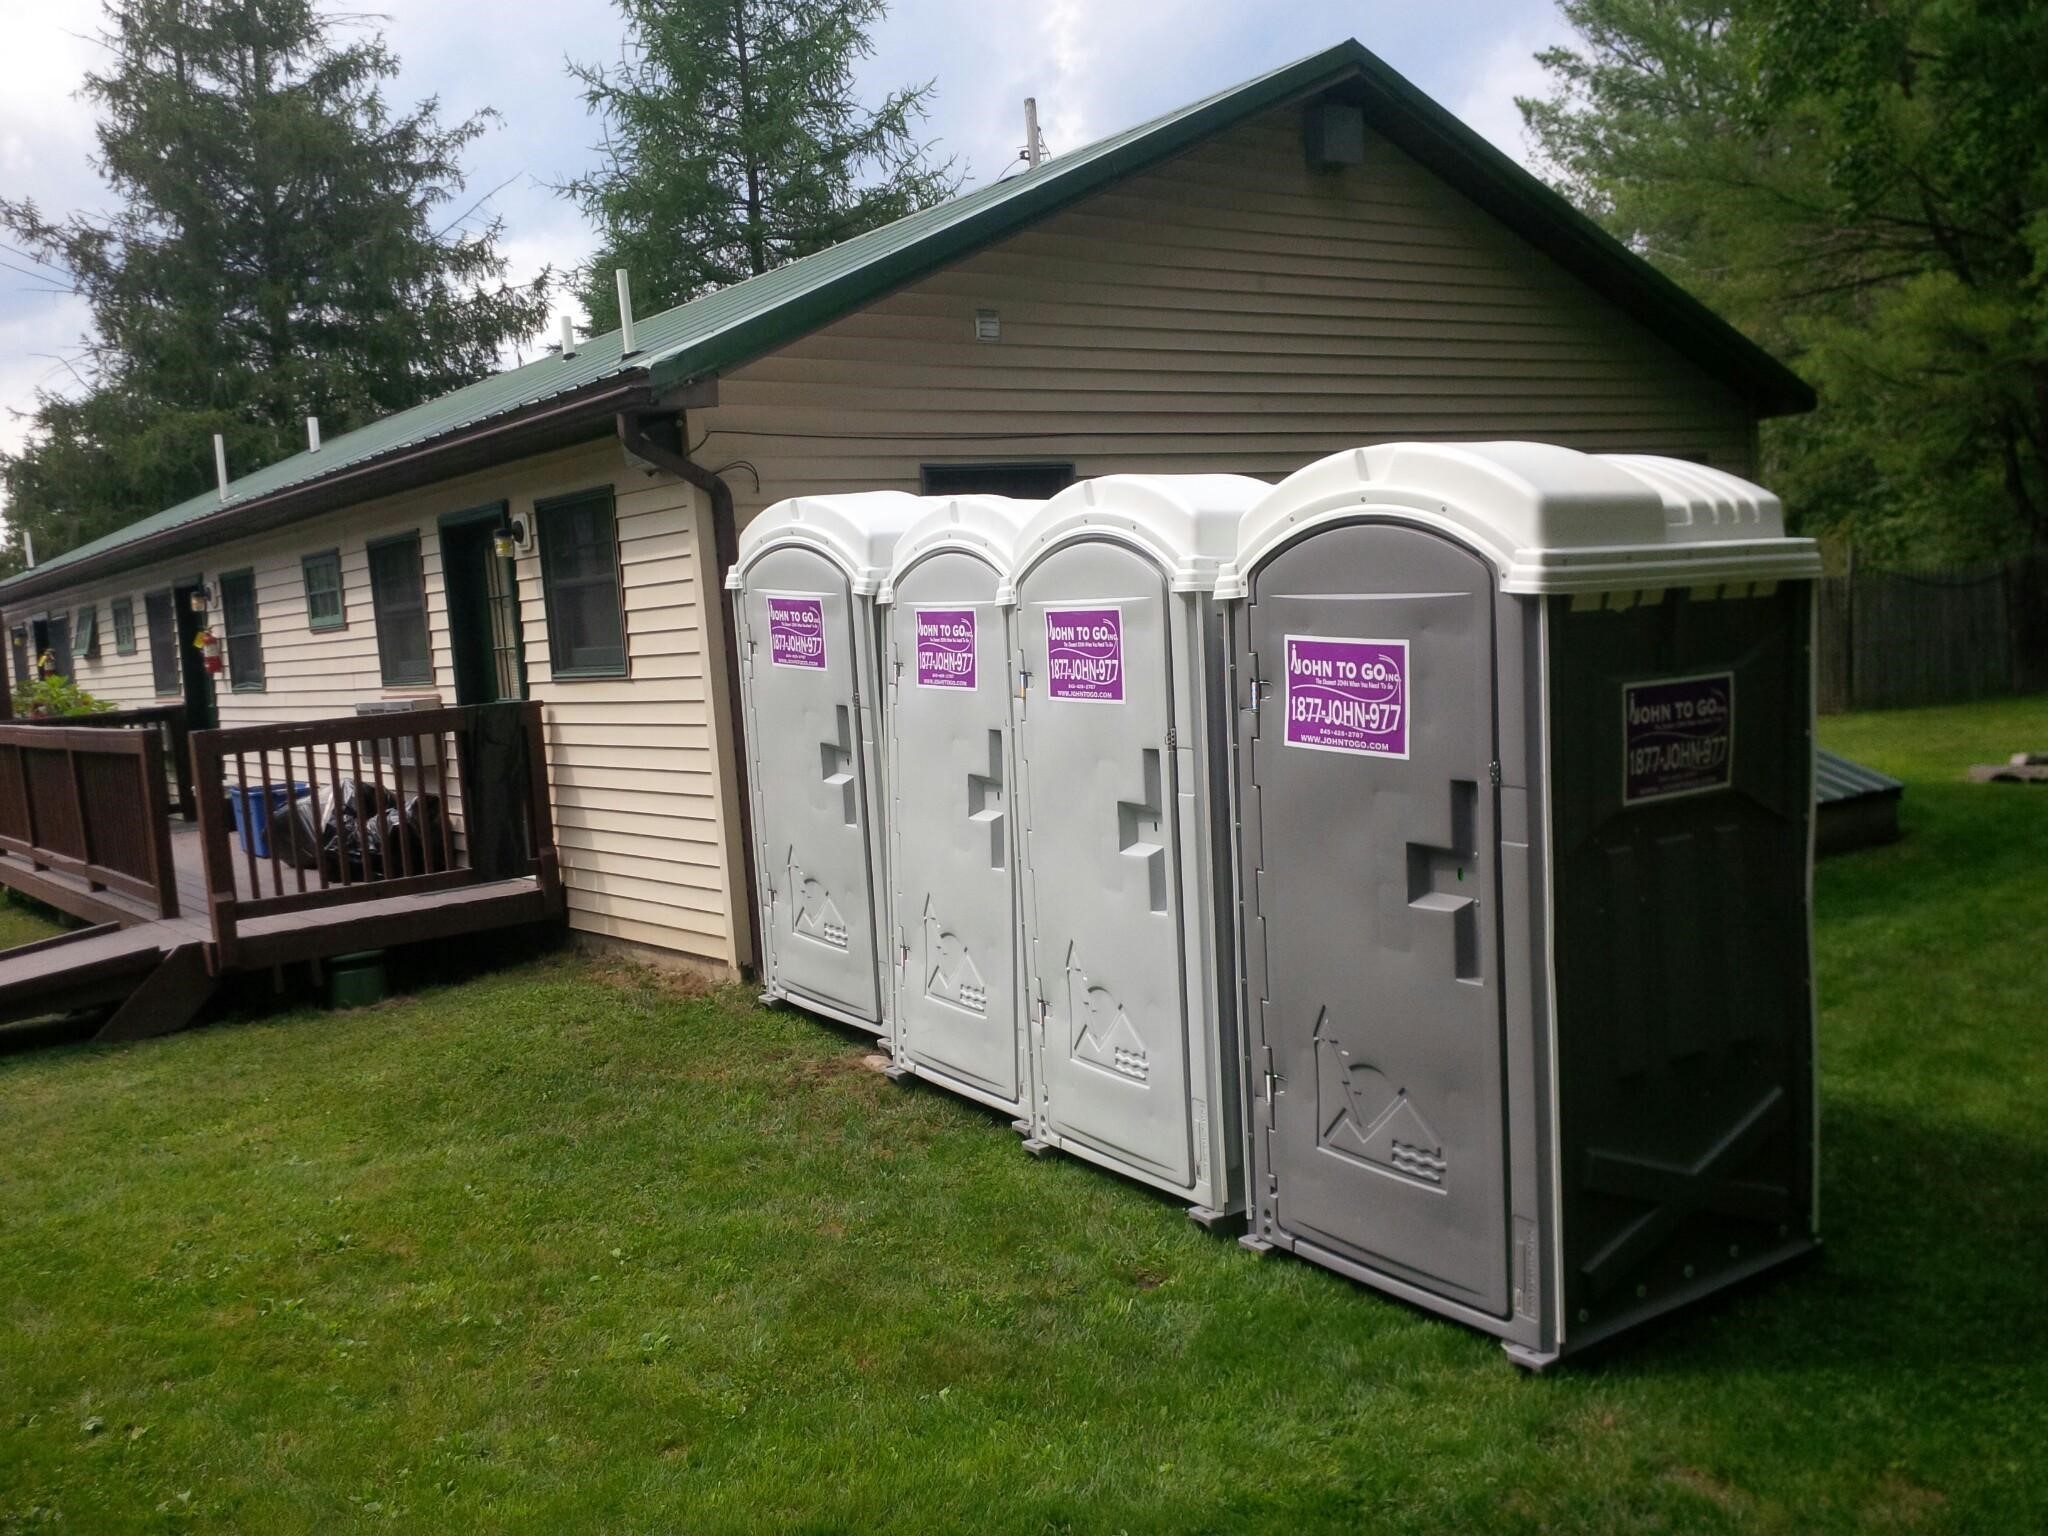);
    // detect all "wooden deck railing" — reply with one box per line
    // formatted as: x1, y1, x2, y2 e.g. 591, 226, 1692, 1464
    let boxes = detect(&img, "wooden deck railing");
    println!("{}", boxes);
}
20, 704, 195, 820
0, 721, 180, 918
188, 701, 560, 968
